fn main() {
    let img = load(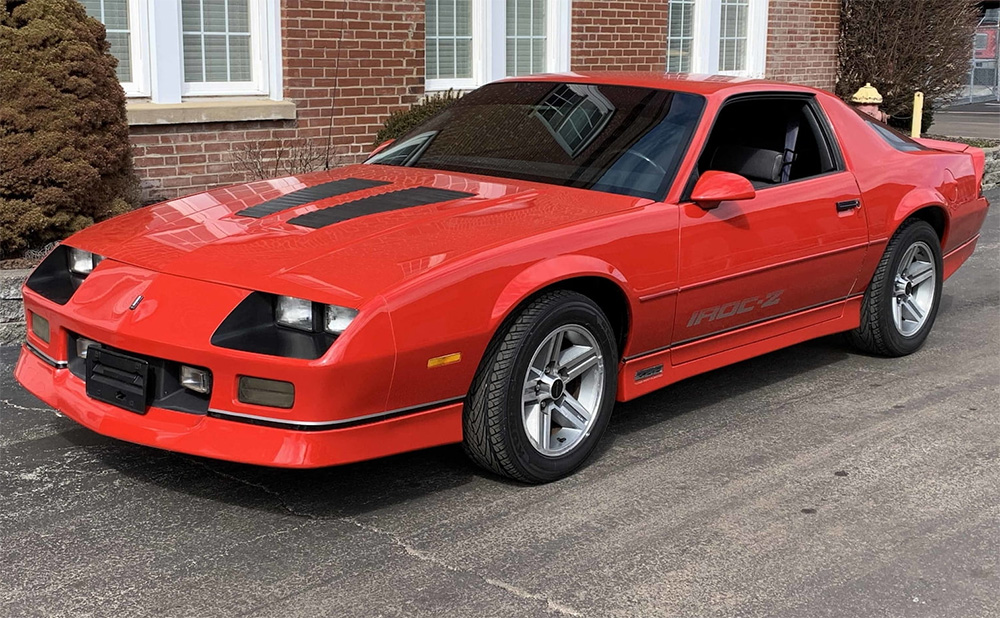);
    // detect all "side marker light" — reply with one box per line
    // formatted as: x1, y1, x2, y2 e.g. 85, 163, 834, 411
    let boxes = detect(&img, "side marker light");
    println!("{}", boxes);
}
427, 352, 462, 369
